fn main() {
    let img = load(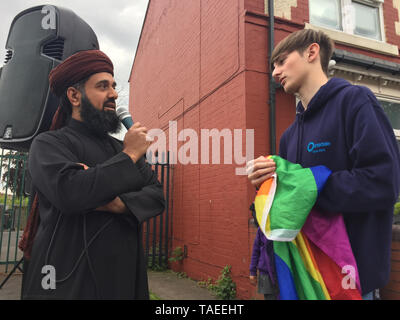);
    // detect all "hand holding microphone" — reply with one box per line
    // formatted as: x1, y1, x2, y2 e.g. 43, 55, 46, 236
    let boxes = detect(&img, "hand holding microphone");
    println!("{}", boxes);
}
116, 106, 153, 163
115, 106, 134, 130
